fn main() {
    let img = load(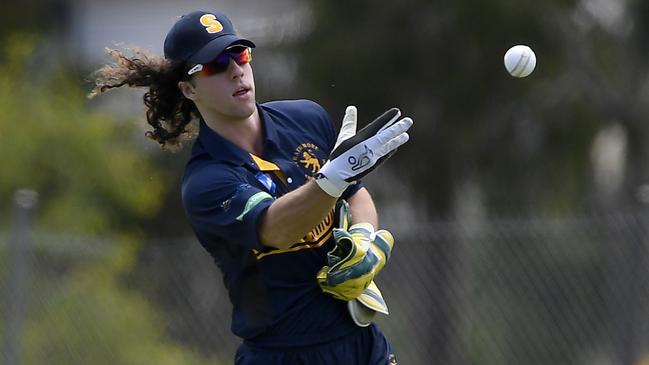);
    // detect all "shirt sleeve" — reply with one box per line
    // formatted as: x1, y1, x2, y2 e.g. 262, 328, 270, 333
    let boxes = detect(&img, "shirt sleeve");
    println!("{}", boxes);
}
182, 165, 274, 251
